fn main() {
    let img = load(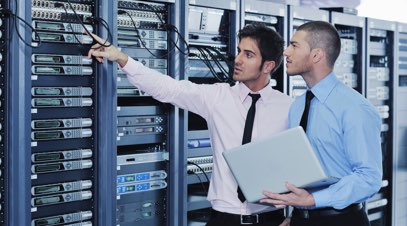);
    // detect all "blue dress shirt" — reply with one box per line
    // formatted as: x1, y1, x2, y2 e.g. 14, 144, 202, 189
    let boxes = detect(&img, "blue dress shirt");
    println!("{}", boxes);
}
288, 72, 383, 209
